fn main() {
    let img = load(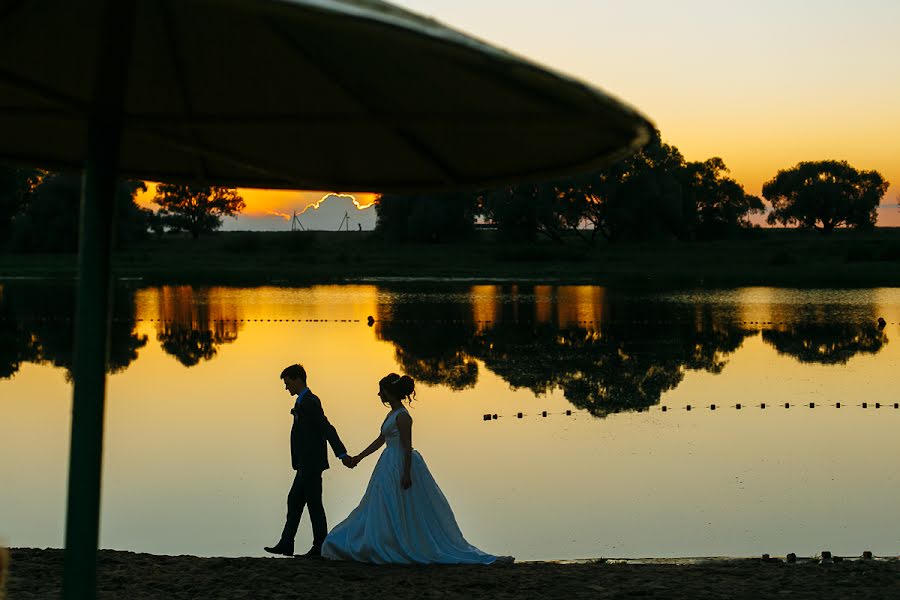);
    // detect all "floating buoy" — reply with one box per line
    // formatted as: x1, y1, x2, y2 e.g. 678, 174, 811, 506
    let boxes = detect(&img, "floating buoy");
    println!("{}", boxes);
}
565, 410, 572, 416
483, 414, 491, 421
736, 403, 741, 410
809, 402, 815, 408
686, 405, 692, 411
517, 412, 523, 419
786, 553, 797, 563
821, 550, 832, 564
661, 406, 667, 412
784, 403, 790, 408
836, 403, 841, 408
862, 402, 868, 408
863, 551, 873, 560
875, 403, 880, 409
367, 316, 374, 326
761, 403, 766, 409
710, 404, 716, 410
492, 414, 498, 420
541, 411, 548, 417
